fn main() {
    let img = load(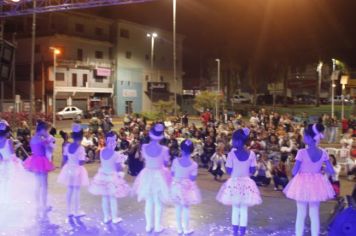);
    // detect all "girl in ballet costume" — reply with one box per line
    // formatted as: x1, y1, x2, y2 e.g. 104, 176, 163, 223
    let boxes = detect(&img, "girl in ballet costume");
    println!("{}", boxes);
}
0, 120, 37, 230
133, 123, 171, 233
171, 139, 201, 235
283, 123, 335, 236
89, 131, 130, 224
58, 123, 89, 220
24, 120, 56, 219
216, 128, 262, 236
